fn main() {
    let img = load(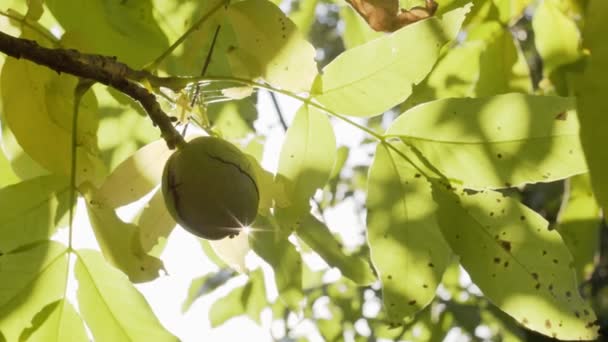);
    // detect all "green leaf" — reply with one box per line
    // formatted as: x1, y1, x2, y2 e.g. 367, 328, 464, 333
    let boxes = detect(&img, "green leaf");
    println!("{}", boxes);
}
366, 142, 451, 323
84, 186, 164, 283
296, 213, 376, 285
98, 139, 173, 209
0, 242, 68, 341
151, 0, 233, 76
182, 269, 234, 313
312, 5, 471, 117
208, 100, 257, 139
227, 0, 318, 92
287, 0, 319, 36
20, 299, 88, 342
0, 146, 19, 187
0, 176, 69, 252
576, 0, 608, 211
387, 94, 586, 189
0, 123, 49, 182
431, 184, 598, 340
277, 105, 336, 215
209, 230, 250, 273
46, 0, 169, 68
200, 240, 228, 268
471, 21, 531, 96
532, 0, 582, 76
403, 40, 484, 108
339, 5, 382, 49
133, 188, 176, 257
0, 29, 104, 186
250, 216, 303, 308
557, 174, 601, 283
209, 269, 267, 327
75, 249, 177, 341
